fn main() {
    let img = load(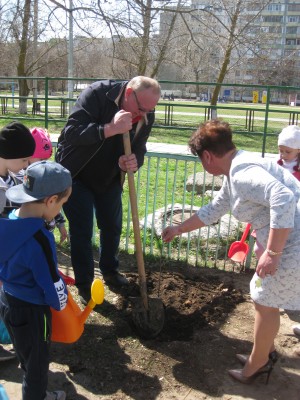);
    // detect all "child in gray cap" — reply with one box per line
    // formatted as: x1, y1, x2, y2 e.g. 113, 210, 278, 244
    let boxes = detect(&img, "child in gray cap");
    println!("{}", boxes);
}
0, 161, 72, 400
